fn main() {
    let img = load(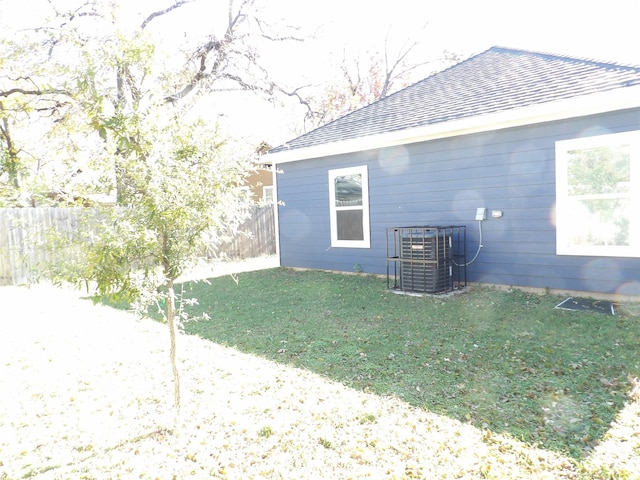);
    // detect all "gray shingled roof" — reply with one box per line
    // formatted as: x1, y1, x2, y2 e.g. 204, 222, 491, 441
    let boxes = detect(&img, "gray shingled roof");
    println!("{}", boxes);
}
270, 46, 640, 154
